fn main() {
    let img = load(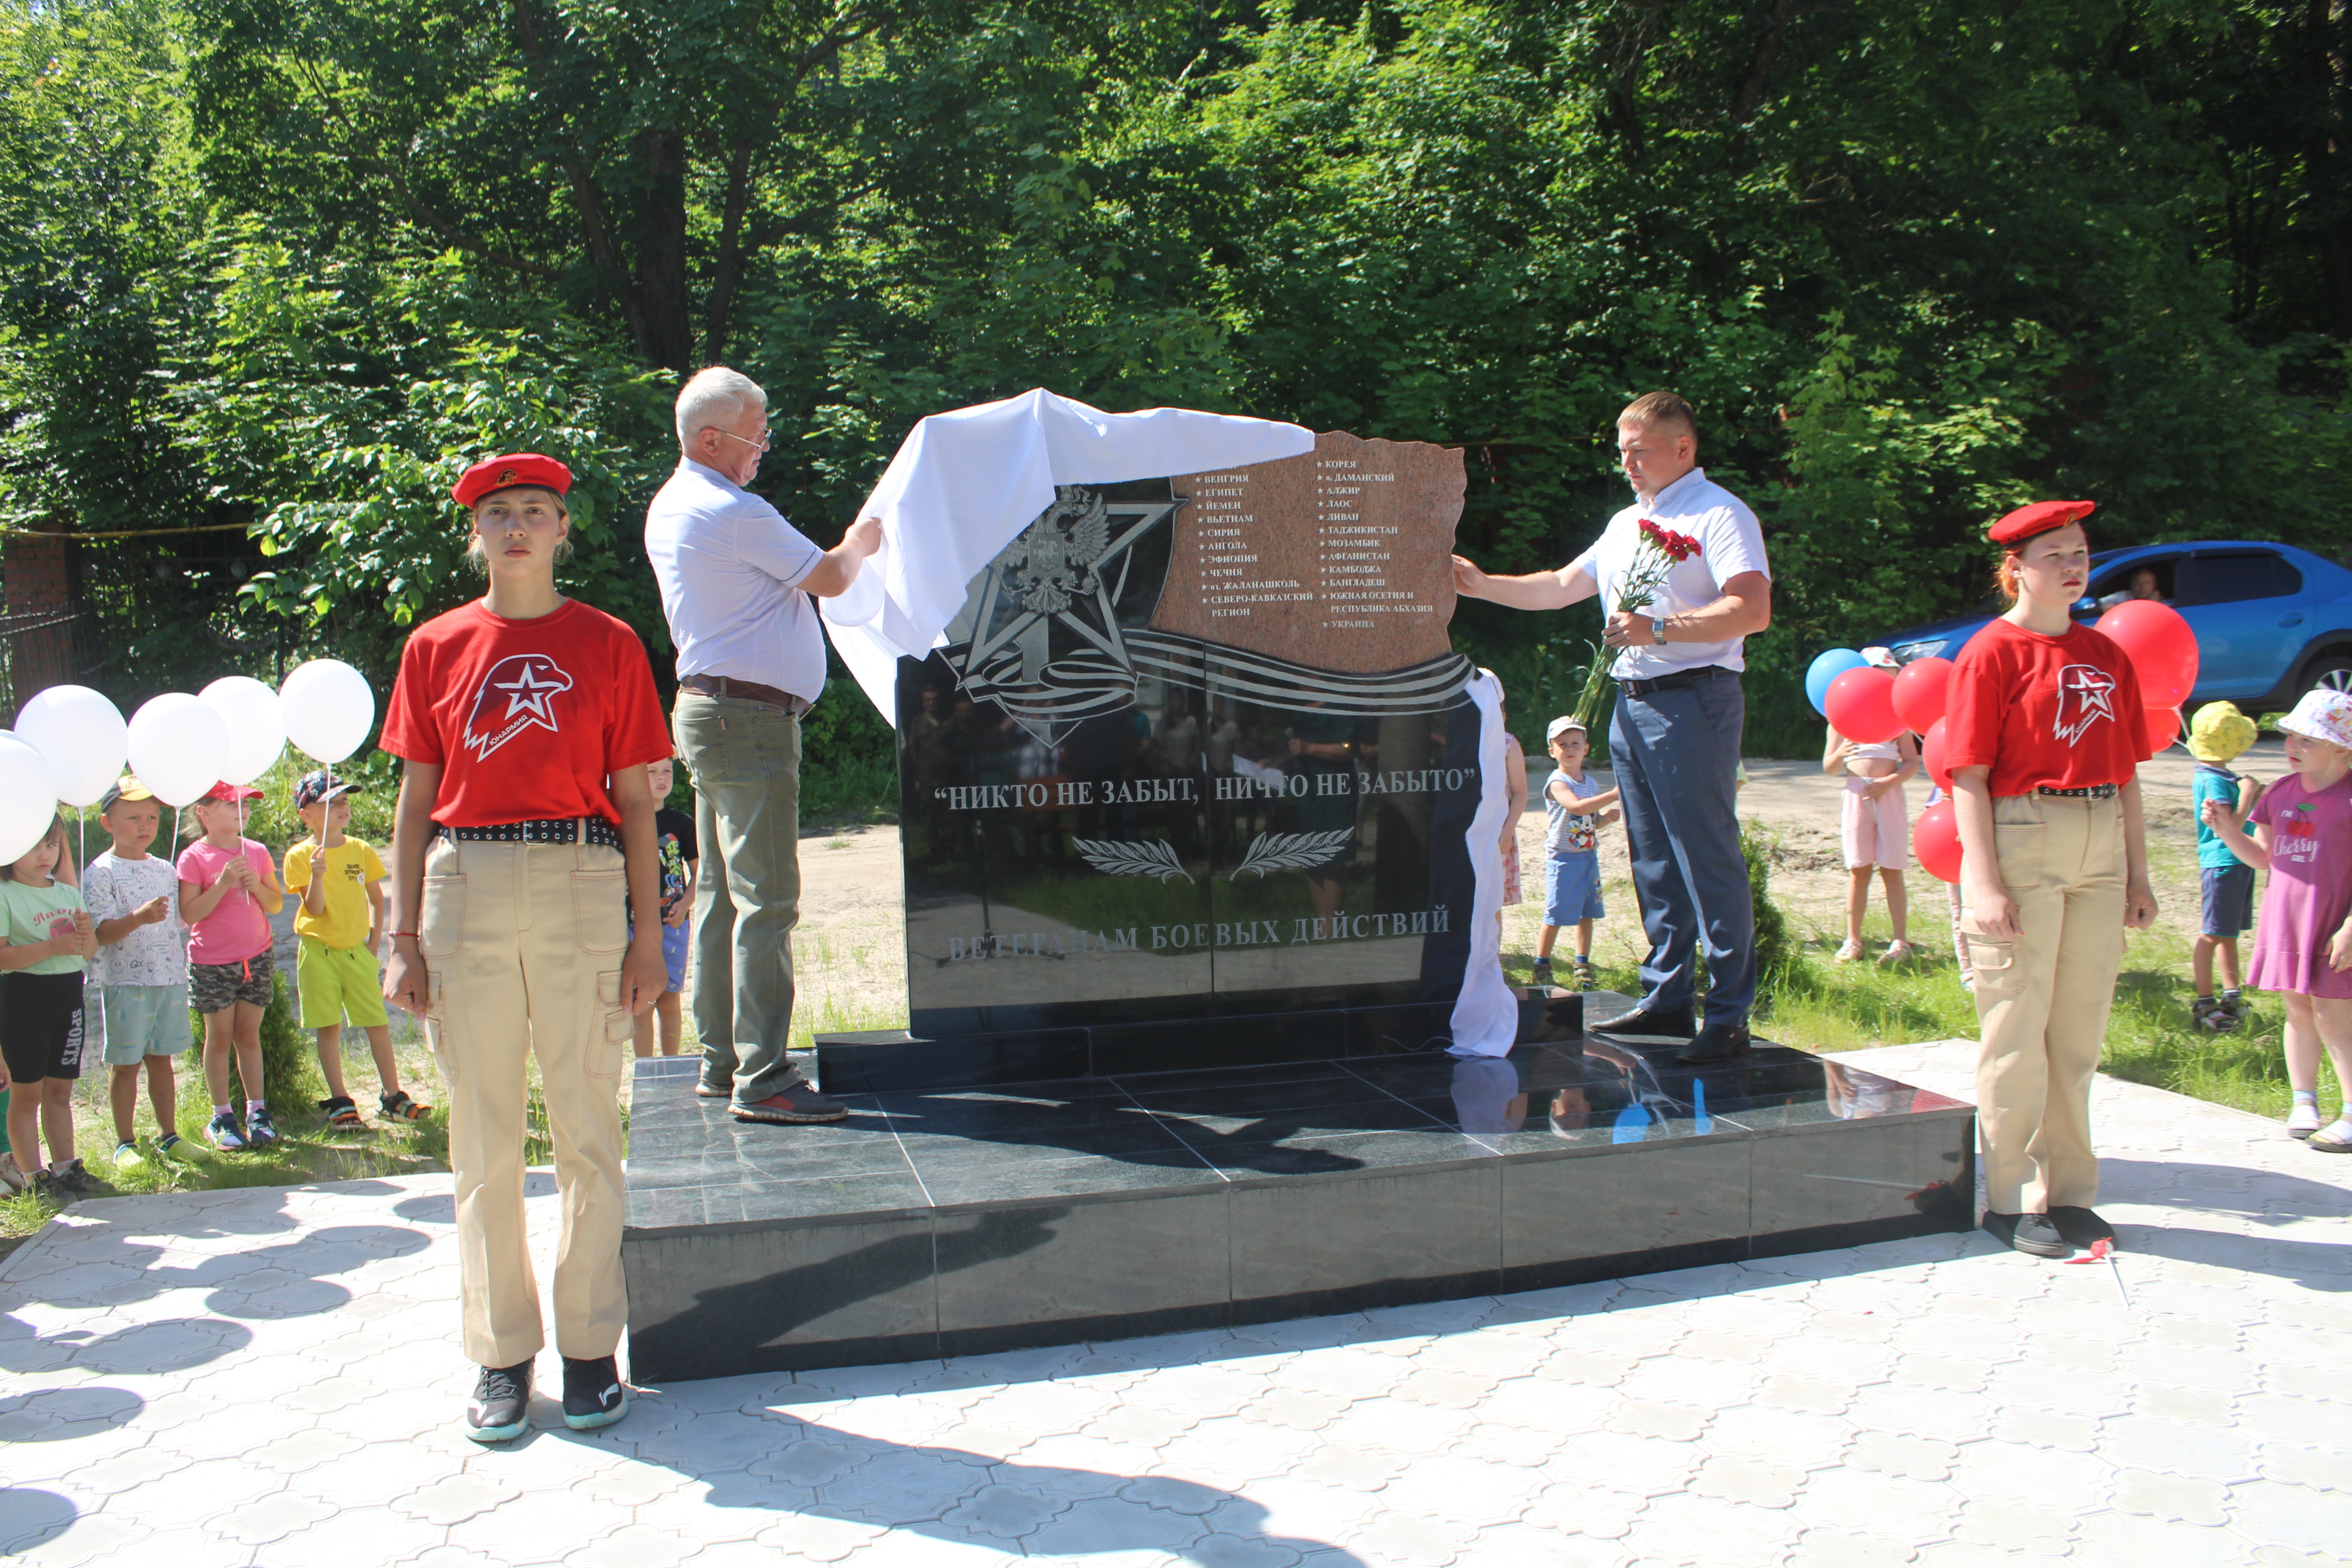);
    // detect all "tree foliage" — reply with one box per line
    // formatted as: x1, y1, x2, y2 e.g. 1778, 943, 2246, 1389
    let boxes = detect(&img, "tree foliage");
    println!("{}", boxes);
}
4, 0, 2349, 766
